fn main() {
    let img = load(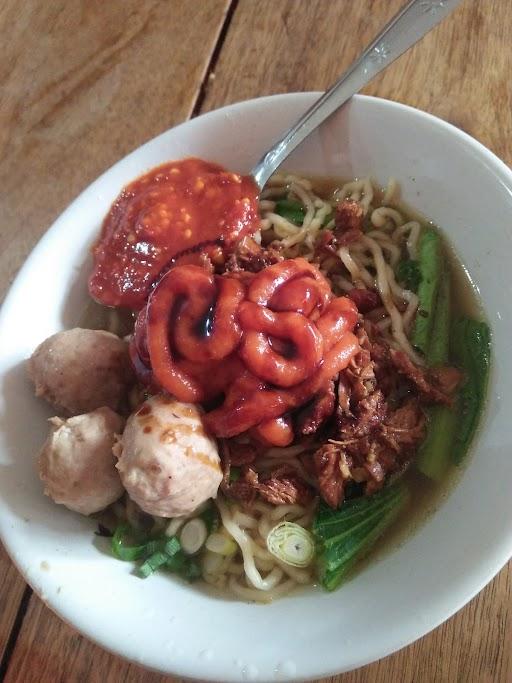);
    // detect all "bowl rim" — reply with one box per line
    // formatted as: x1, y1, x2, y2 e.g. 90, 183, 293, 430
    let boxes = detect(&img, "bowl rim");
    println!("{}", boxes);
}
1, 91, 511, 681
